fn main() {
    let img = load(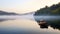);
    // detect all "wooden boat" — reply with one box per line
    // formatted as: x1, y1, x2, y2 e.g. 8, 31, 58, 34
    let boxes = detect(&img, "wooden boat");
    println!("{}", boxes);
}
38, 19, 47, 25
38, 19, 48, 28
